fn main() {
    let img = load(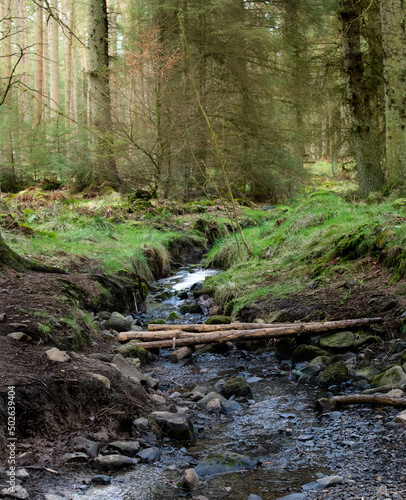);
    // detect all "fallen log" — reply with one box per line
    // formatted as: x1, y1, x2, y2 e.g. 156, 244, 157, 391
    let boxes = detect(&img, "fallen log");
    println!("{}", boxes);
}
136, 317, 383, 349
168, 344, 207, 363
117, 330, 203, 342
147, 317, 382, 334
317, 394, 406, 412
